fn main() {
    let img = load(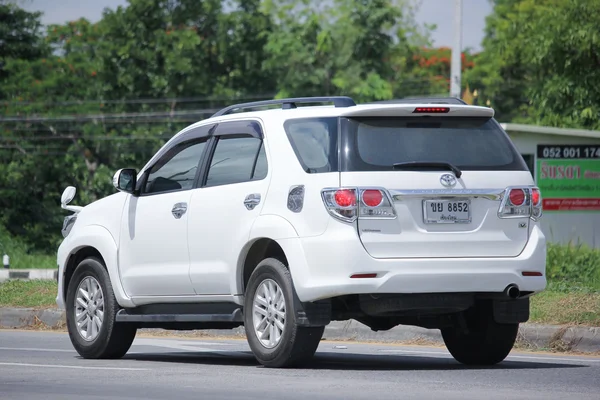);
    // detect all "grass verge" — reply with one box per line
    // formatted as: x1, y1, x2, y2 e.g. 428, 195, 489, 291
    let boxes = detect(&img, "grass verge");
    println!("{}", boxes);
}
0, 279, 58, 308
0, 225, 56, 269
530, 289, 600, 326
1, 279, 599, 327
